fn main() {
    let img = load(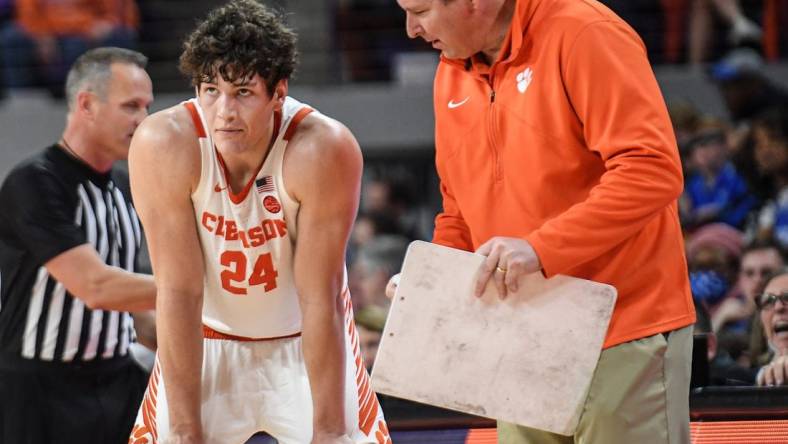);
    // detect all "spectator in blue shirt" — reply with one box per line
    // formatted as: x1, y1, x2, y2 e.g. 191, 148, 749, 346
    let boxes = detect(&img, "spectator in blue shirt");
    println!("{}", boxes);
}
750, 106, 788, 249
681, 127, 756, 230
